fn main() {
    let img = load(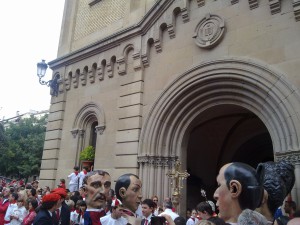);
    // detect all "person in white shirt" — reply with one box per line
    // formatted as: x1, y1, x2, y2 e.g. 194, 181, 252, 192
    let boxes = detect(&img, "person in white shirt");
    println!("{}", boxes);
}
4, 193, 18, 224
186, 209, 198, 225
79, 167, 88, 189
8, 198, 27, 225
158, 198, 179, 221
100, 199, 127, 225
68, 166, 80, 192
